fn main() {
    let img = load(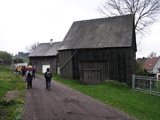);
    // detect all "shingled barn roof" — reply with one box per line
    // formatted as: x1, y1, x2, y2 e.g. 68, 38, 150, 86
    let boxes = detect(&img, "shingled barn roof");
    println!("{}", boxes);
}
29, 42, 62, 57
59, 14, 135, 50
